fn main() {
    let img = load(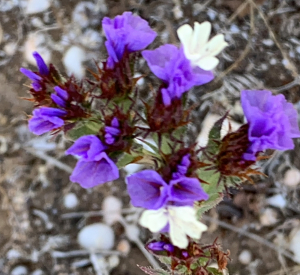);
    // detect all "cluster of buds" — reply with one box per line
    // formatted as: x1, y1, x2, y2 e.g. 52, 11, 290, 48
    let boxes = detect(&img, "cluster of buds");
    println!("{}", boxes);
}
20, 11, 300, 275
